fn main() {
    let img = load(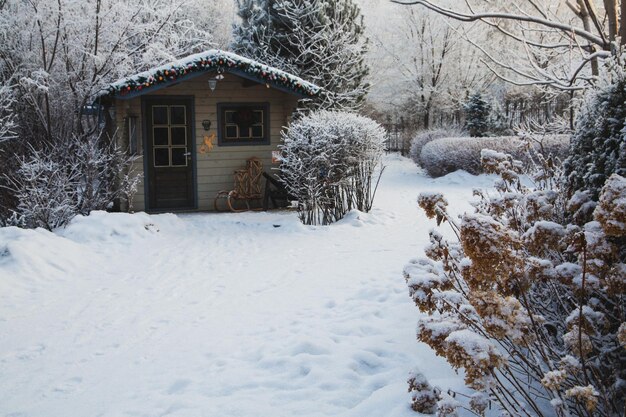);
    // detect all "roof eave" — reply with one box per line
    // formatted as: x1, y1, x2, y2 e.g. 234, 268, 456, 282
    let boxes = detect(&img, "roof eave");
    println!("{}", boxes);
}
94, 50, 322, 103
98, 69, 316, 102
